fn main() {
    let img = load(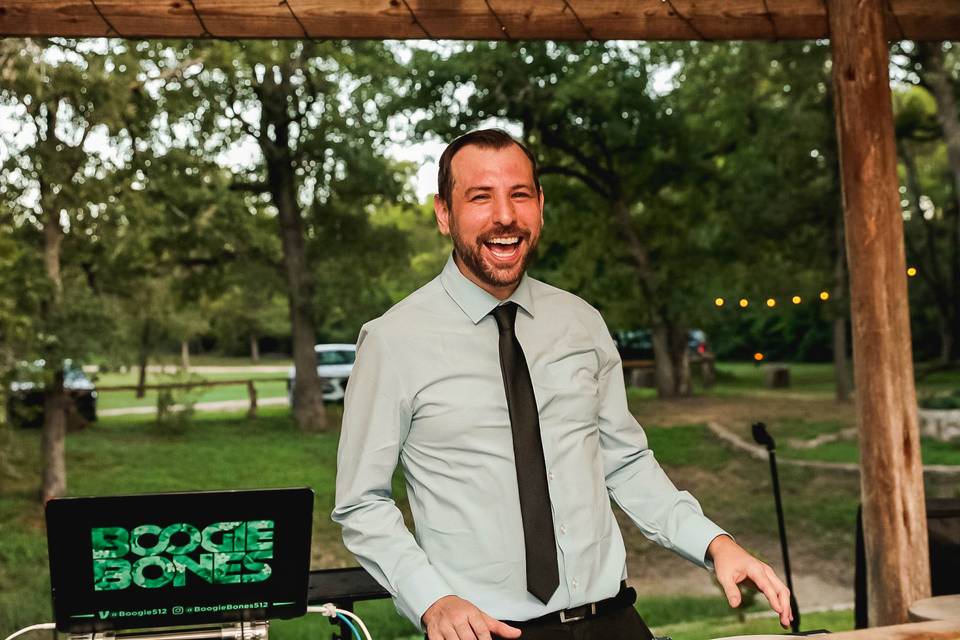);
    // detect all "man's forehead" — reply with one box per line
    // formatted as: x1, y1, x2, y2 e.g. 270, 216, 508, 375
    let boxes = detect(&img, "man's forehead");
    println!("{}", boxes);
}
450, 144, 535, 189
